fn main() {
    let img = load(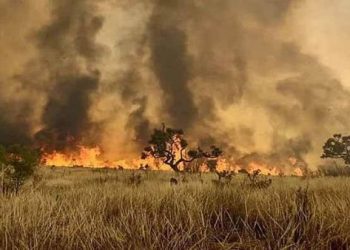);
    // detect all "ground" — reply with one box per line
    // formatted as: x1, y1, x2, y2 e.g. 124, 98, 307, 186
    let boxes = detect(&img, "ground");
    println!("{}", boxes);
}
1, 167, 350, 249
